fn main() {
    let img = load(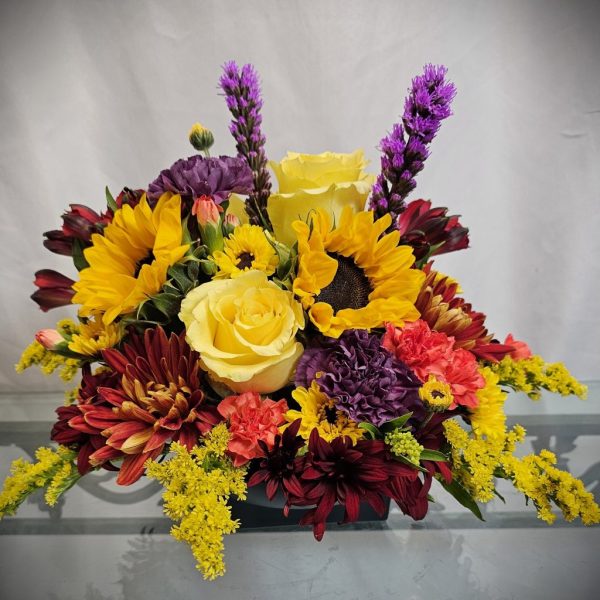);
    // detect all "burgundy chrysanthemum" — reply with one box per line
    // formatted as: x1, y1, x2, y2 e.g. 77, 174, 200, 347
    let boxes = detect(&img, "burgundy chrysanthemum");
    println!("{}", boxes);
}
75, 327, 221, 485
387, 414, 453, 520
147, 155, 253, 206
296, 330, 425, 427
51, 364, 120, 475
247, 418, 305, 507
293, 430, 417, 541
